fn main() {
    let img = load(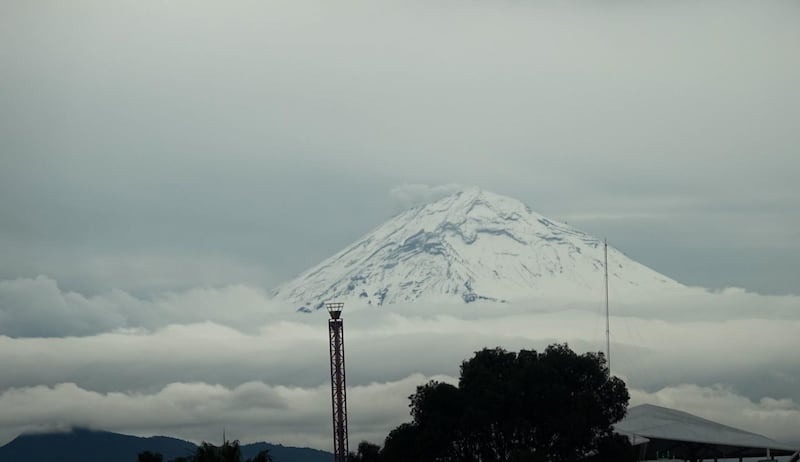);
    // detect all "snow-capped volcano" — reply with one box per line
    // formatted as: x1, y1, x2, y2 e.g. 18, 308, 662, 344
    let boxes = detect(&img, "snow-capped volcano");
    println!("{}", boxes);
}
273, 188, 683, 311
